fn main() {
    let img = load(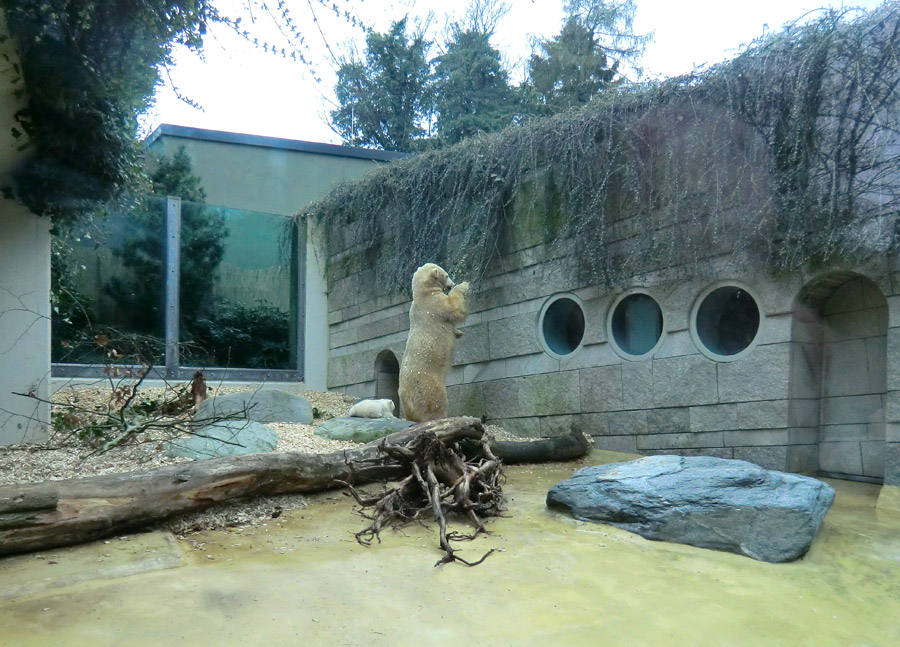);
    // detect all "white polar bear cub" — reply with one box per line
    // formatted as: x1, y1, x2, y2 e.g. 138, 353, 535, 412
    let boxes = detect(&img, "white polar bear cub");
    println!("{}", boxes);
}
348, 398, 396, 419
